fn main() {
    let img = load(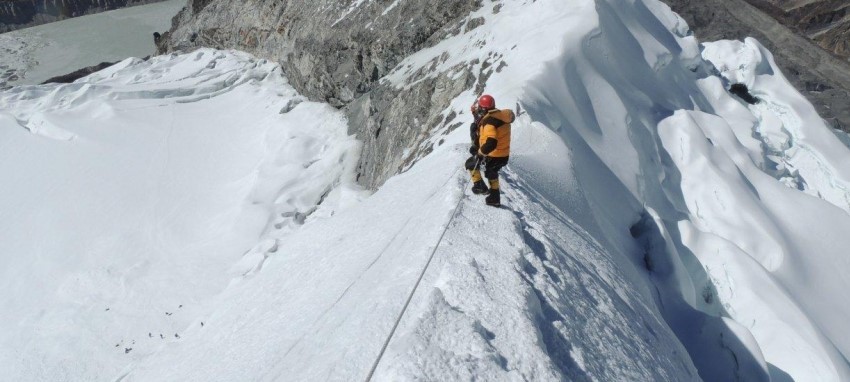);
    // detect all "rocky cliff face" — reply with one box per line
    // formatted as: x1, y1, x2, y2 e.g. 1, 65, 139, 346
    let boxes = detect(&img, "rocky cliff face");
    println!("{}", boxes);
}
159, 0, 489, 189
0, 0, 166, 32
664, 0, 850, 132
731, 0, 850, 60
747, 0, 850, 59
761, 0, 850, 59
